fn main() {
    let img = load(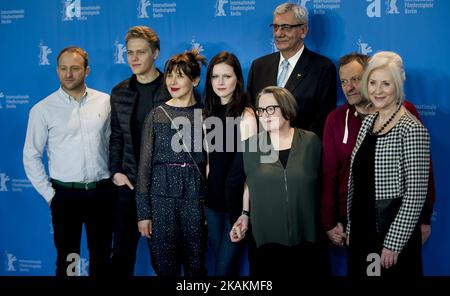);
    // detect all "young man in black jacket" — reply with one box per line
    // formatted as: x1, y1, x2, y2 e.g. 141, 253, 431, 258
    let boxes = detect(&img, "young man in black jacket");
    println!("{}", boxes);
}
109, 26, 169, 276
